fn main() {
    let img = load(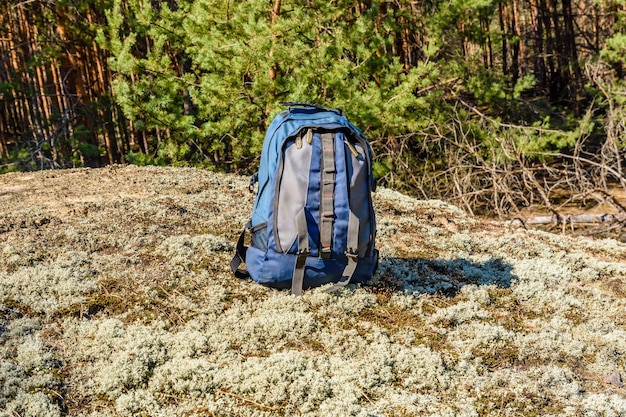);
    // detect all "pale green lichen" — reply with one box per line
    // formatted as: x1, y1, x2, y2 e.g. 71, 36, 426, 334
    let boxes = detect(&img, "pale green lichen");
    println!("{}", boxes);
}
155, 234, 234, 268
0, 251, 99, 314
1, 166, 626, 416
0, 323, 64, 417
1, 391, 62, 417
